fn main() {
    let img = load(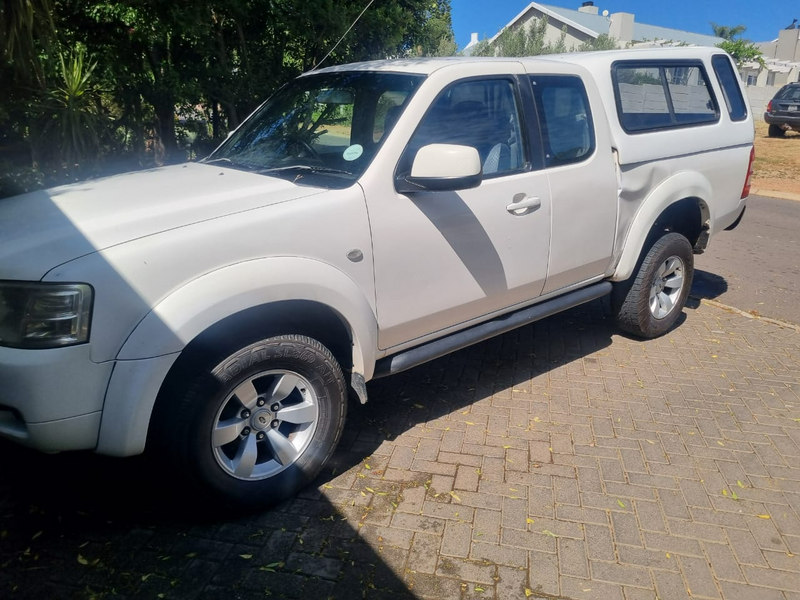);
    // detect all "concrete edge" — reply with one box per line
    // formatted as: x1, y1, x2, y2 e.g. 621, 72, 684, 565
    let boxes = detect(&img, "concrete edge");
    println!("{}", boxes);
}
750, 188, 800, 203
691, 295, 800, 333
